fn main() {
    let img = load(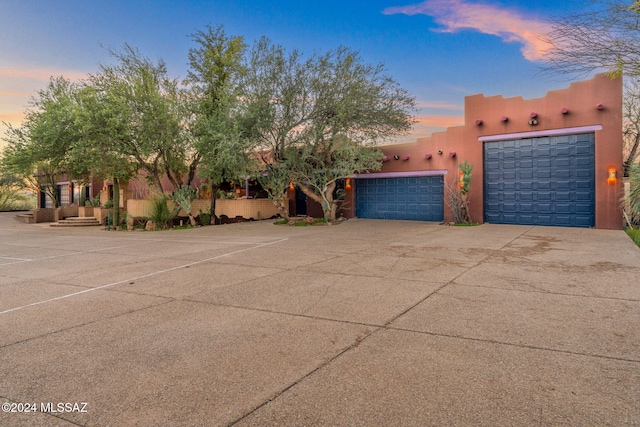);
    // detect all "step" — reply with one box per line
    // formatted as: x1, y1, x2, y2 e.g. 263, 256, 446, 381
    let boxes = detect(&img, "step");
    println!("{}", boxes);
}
50, 217, 101, 227
15, 212, 35, 224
